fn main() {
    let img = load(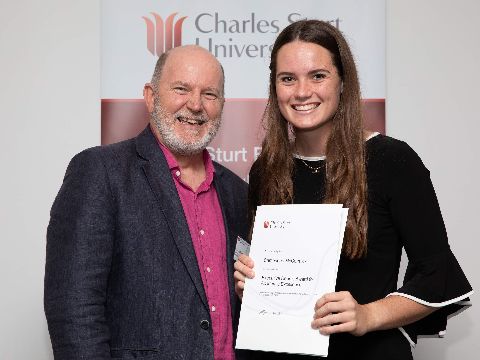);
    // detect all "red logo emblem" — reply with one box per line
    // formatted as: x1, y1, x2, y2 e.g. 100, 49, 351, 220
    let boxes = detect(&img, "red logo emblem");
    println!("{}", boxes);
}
264, 221, 269, 228
142, 12, 188, 56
